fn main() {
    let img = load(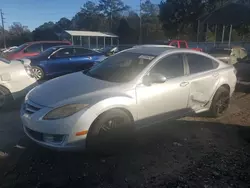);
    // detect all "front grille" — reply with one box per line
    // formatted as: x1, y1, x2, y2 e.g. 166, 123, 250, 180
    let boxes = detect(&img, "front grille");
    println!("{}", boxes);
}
24, 100, 42, 114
